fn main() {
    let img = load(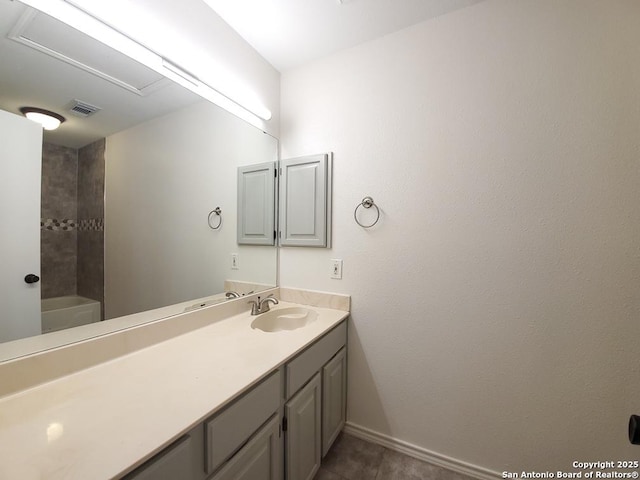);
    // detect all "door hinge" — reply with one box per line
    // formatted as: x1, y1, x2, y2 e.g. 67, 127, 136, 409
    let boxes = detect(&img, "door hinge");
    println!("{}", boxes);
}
282, 416, 288, 432
275, 168, 278, 177
274, 230, 277, 241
